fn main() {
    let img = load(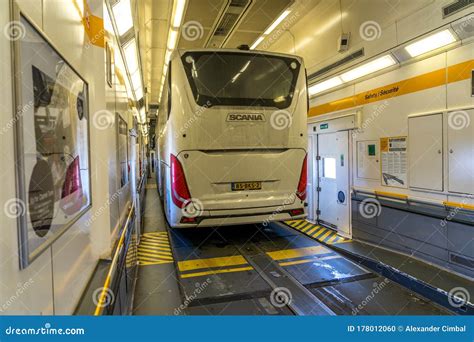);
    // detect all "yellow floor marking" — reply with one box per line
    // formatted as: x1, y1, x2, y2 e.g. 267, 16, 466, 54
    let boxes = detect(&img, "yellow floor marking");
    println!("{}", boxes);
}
138, 245, 172, 252
267, 246, 330, 261
138, 249, 173, 257
138, 252, 173, 260
319, 231, 333, 241
301, 223, 316, 232
139, 260, 173, 266
327, 234, 339, 244
178, 255, 248, 272
295, 221, 308, 229
312, 227, 328, 238
180, 266, 253, 279
142, 237, 169, 242
306, 226, 319, 235
279, 255, 341, 267
139, 241, 171, 249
